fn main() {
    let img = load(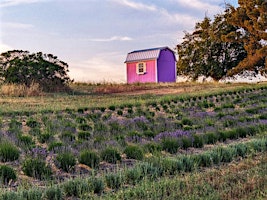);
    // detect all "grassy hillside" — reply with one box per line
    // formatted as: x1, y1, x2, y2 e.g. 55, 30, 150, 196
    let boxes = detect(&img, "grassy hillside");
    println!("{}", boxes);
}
0, 82, 266, 199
